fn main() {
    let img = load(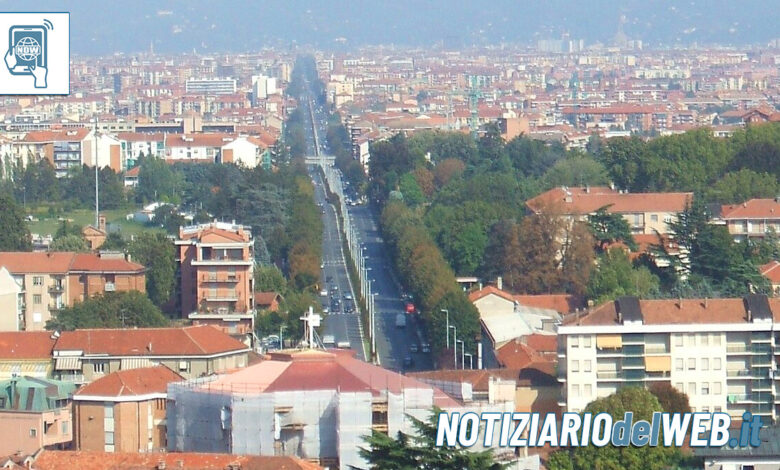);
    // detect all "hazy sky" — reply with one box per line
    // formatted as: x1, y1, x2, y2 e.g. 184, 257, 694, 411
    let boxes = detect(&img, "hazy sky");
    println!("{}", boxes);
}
4, 0, 779, 55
